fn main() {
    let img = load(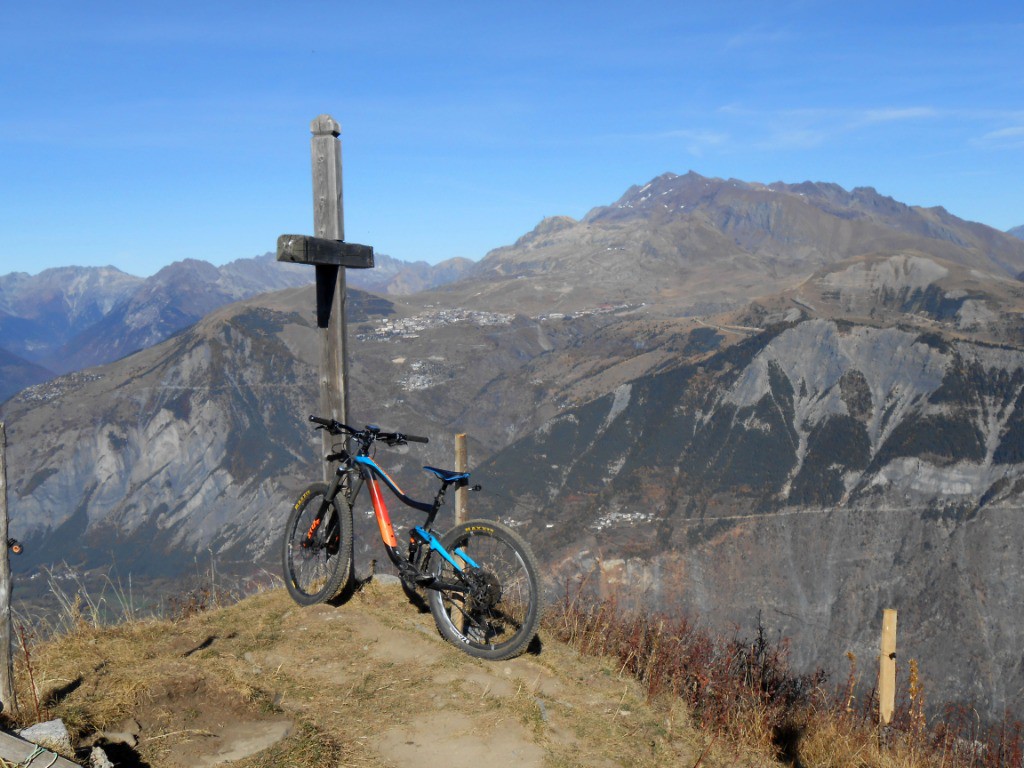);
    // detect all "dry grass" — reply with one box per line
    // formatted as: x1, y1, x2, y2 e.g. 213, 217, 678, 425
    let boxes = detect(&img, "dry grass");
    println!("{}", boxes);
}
8, 574, 1024, 768
543, 580, 1024, 768
4, 581, 714, 767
